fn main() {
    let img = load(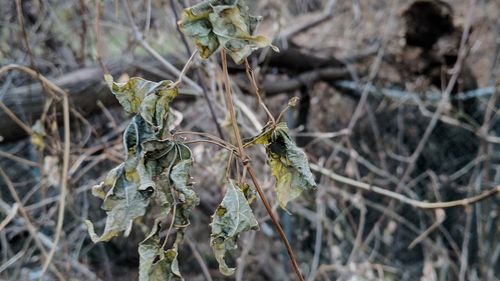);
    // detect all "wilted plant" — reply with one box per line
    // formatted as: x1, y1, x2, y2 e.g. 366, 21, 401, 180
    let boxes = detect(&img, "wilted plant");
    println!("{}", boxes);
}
85, 1, 315, 280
